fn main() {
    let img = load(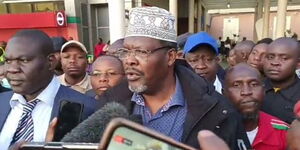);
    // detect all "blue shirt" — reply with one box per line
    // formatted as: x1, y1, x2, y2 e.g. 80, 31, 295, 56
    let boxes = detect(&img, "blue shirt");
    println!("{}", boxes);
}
131, 76, 187, 142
